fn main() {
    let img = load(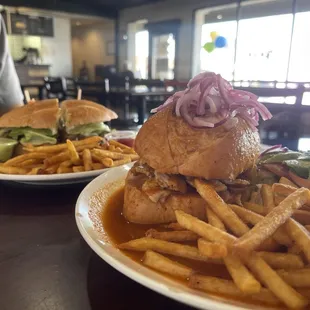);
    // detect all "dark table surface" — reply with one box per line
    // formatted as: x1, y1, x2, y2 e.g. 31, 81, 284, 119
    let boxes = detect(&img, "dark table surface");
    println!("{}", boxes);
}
0, 181, 192, 310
